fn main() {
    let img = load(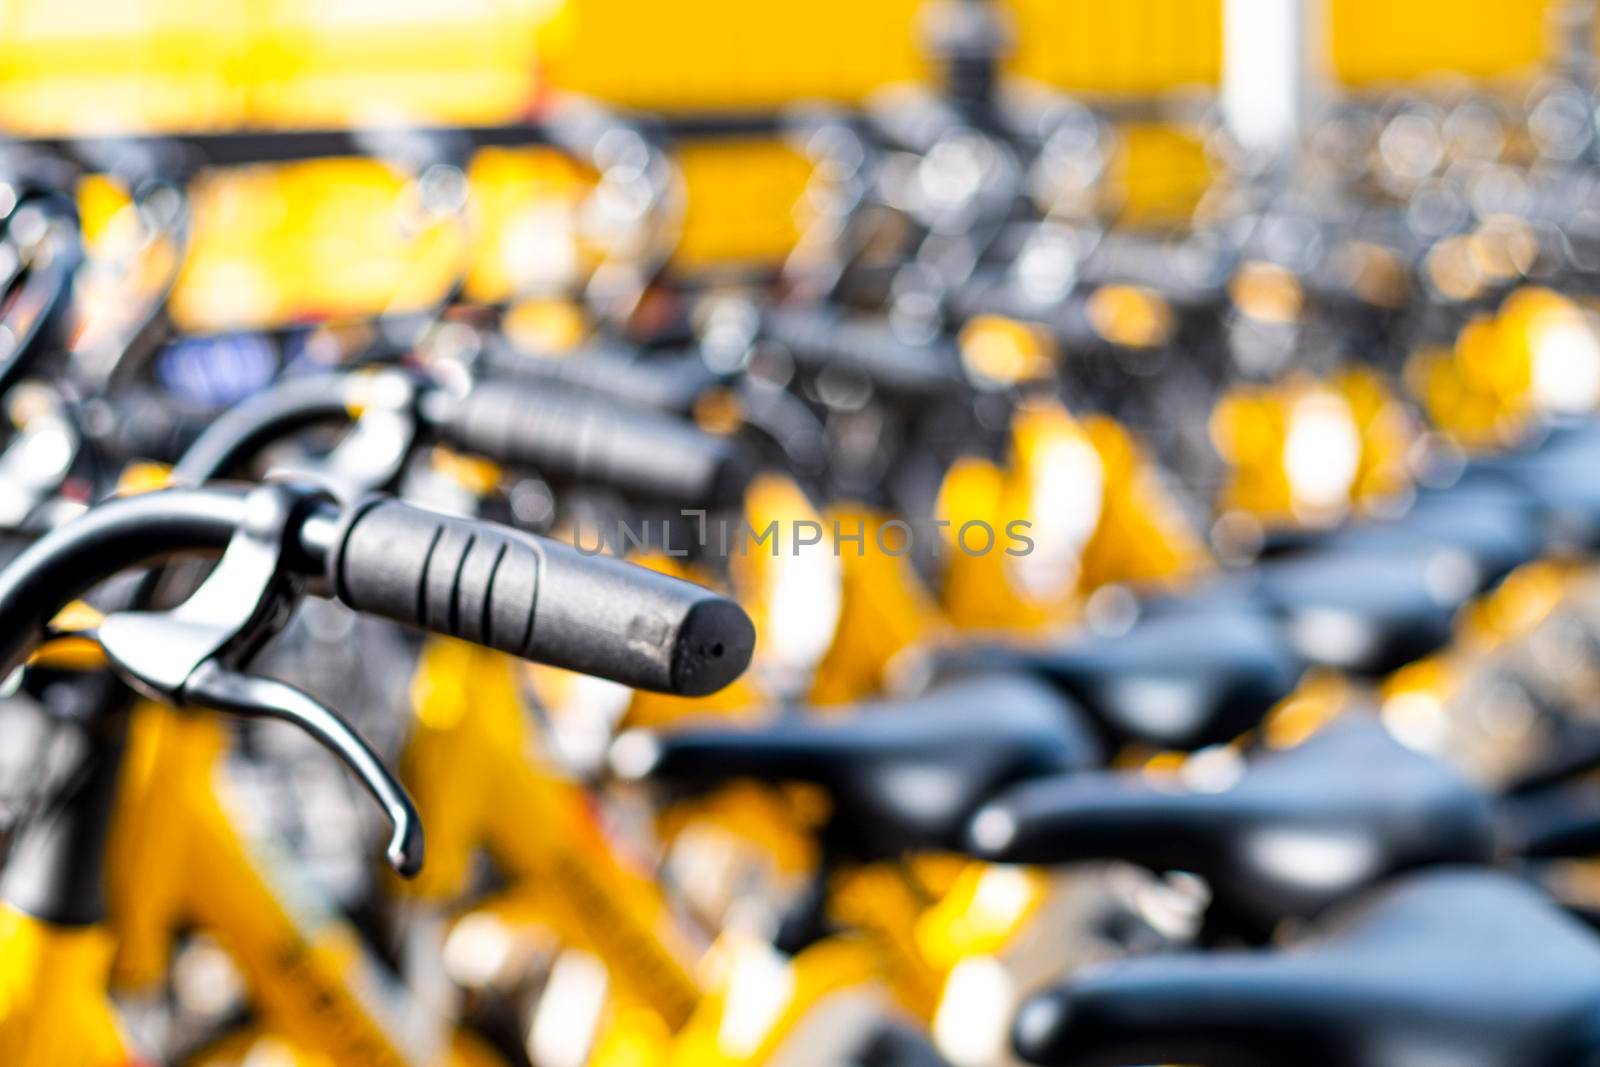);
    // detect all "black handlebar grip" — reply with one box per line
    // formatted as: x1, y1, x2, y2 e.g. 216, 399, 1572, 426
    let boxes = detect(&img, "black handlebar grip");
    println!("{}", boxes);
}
326, 498, 755, 695
482, 341, 723, 416
430, 381, 752, 507
760, 307, 965, 396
